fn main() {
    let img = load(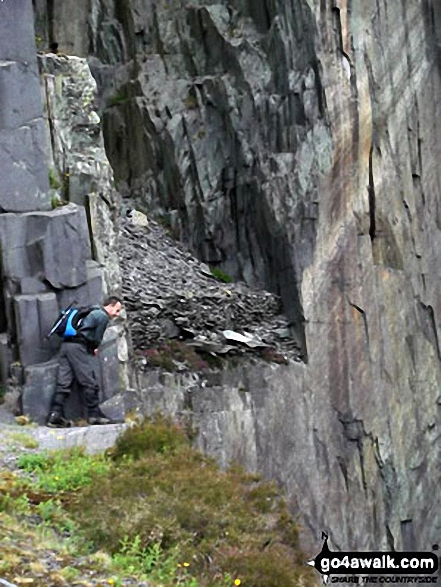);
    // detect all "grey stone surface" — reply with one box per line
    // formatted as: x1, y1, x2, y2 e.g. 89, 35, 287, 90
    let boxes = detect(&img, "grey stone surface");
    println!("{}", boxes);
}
33, 422, 127, 453
14, 293, 59, 367
97, 326, 122, 401
0, 0, 42, 62
86, 260, 105, 301
0, 420, 127, 454
0, 61, 43, 130
33, 0, 90, 57
0, 205, 91, 290
100, 392, 126, 421
0, 0, 50, 212
38, 54, 121, 295
20, 277, 48, 295
0, 121, 51, 212
22, 360, 59, 424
